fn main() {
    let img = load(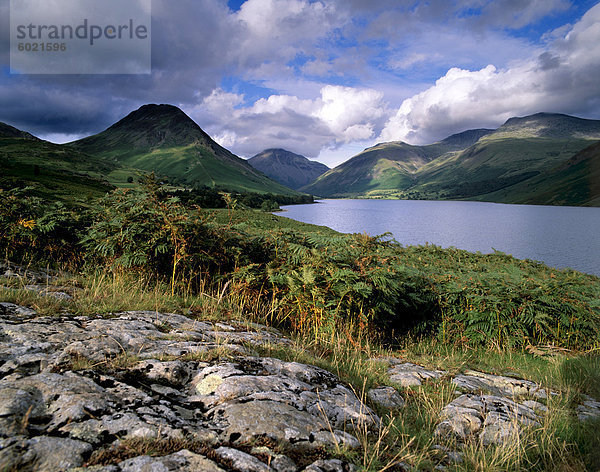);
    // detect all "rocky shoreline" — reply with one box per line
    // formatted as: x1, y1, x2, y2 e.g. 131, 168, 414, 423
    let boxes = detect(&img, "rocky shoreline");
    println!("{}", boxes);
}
1, 263, 599, 471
